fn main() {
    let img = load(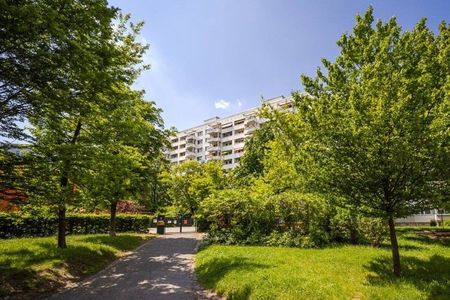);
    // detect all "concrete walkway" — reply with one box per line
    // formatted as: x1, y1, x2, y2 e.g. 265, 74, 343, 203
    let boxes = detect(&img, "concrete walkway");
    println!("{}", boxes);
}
52, 232, 216, 300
